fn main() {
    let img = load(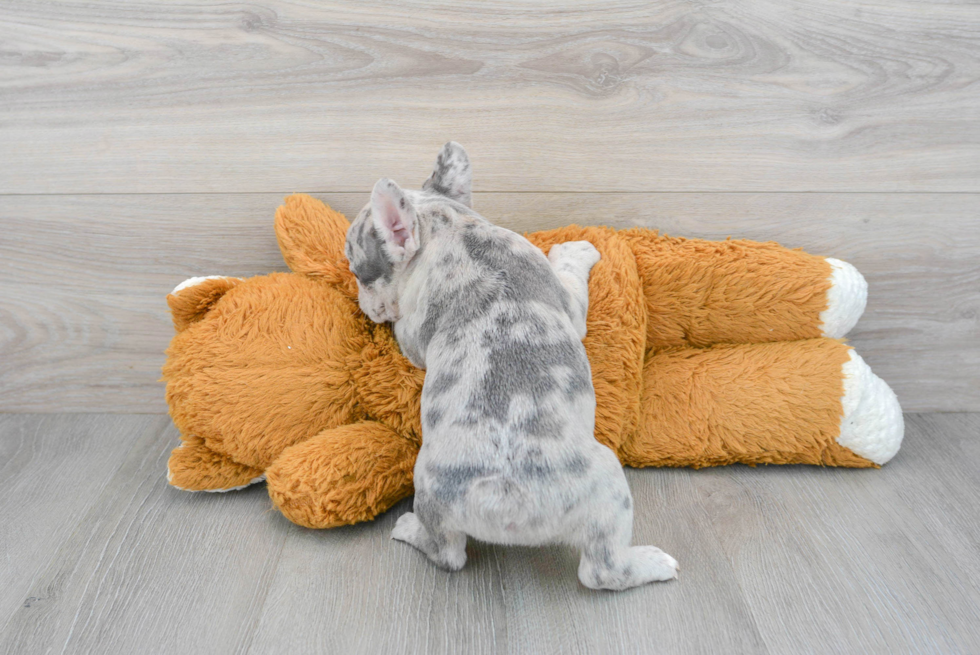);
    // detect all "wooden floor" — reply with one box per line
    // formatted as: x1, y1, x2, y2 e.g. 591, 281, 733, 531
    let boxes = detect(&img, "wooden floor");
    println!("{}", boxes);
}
2, 1, 979, 653
0, 413, 977, 654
